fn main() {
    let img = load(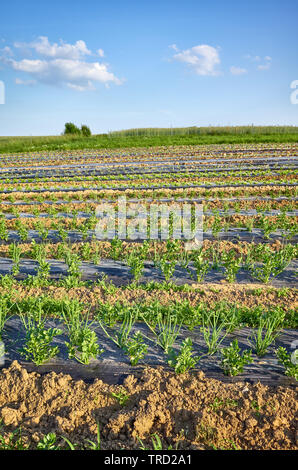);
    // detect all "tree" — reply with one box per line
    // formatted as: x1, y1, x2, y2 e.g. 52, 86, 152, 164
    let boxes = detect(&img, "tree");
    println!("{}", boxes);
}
81, 125, 91, 137
64, 122, 81, 135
